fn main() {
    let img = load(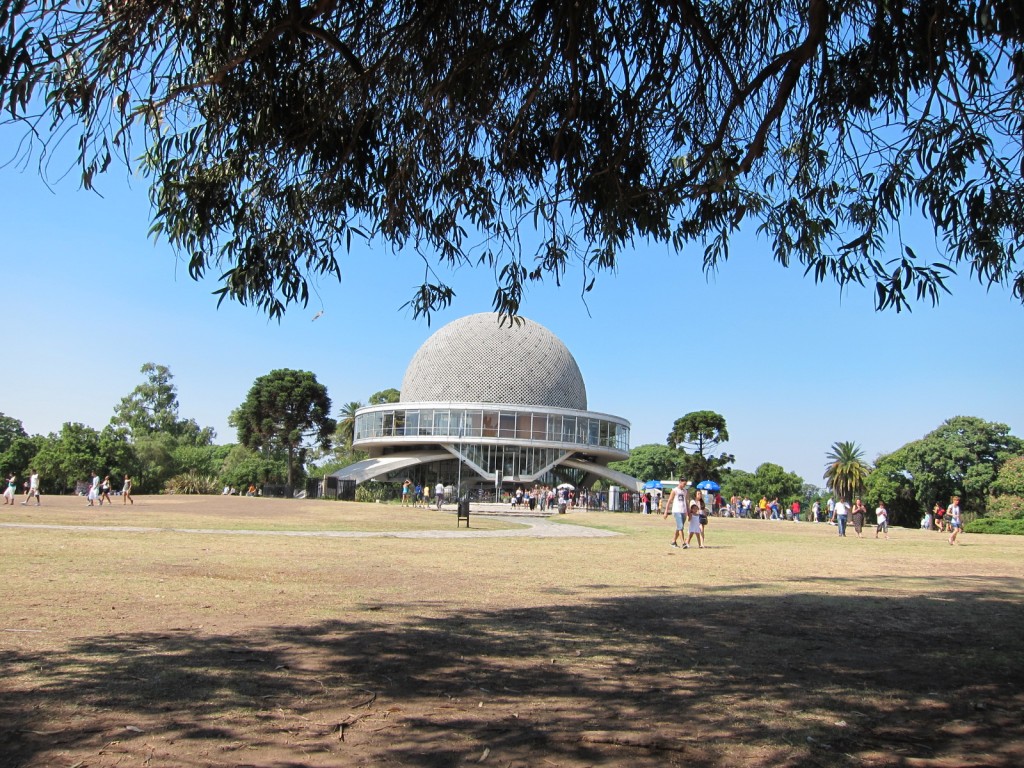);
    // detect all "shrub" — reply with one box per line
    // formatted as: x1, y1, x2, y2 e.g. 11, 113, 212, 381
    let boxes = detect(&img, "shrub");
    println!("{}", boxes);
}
964, 518, 1024, 536
355, 481, 400, 503
165, 471, 220, 495
985, 494, 1024, 520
